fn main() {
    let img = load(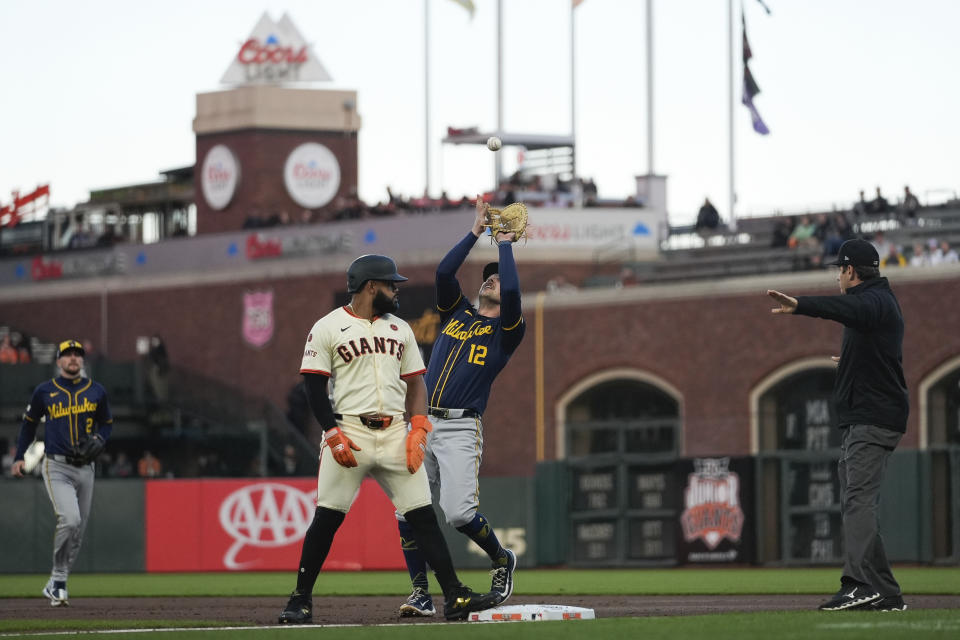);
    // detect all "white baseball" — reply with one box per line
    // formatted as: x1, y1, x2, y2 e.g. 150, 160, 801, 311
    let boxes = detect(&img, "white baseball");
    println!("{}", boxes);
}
23, 440, 45, 473
487, 136, 502, 152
